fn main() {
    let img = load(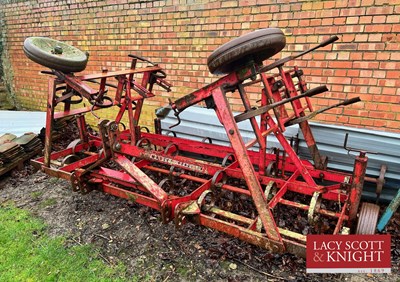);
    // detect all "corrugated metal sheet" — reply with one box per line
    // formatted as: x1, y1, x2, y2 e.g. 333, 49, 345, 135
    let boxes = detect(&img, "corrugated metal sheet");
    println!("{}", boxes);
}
0, 111, 46, 136
161, 106, 299, 149
161, 106, 400, 202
